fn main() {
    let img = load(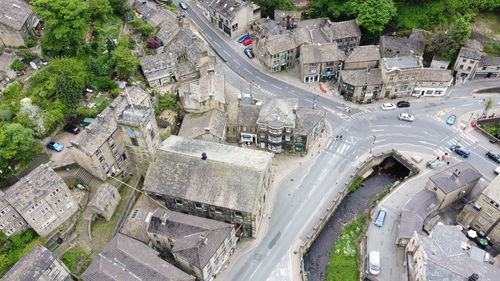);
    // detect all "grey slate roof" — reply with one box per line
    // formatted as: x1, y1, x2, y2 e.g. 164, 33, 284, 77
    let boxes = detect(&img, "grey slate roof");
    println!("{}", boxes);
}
139, 52, 175, 82
418, 69, 452, 82
483, 176, 500, 204
144, 136, 273, 213
300, 43, 346, 64
429, 162, 482, 194
257, 98, 298, 128
148, 209, 233, 269
204, 0, 244, 21
340, 69, 382, 86
178, 110, 227, 140
380, 35, 425, 56
82, 233, 194, 281
261, 19, 286, 36
345, 45, 380, 63
261, 33, 297, 55
119, 195, 158, 244
87, 183, 120, 218
457, 47, 482, 61
398, 189, 439, 240
237, 103, 261, 128
322, 19, 361, 40
4, 164, 67, 213
0, 0, 32, 30
382, 56, 422, 71
0, 245, 69, 281
478, 55, 500, 67
296, 108, 325, 136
